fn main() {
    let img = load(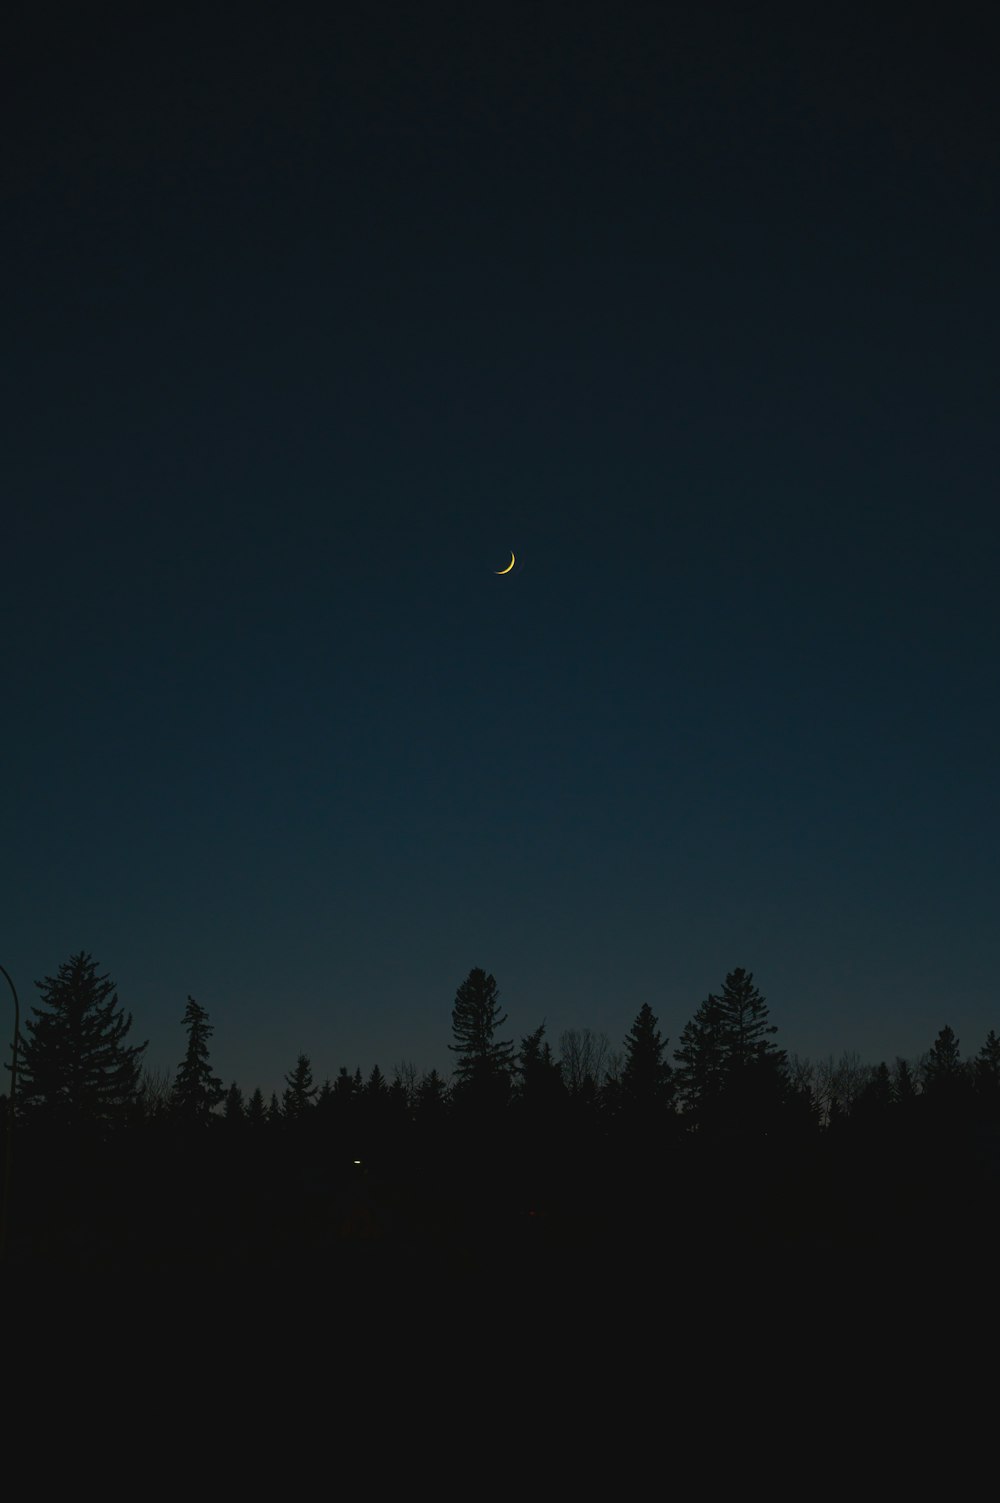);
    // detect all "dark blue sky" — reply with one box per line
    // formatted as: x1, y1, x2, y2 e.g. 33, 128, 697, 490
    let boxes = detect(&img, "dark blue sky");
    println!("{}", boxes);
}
5, 4, 998, 1095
